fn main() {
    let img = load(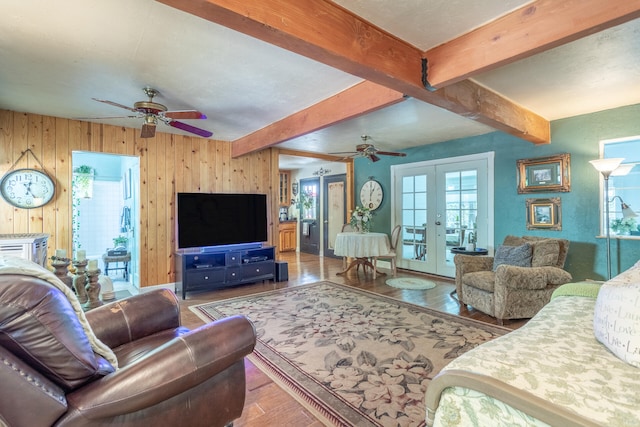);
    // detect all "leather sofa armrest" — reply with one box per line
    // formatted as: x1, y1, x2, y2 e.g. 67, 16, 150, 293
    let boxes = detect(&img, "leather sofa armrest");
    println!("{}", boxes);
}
85, 289, 181, 349
496, 266, 573, 290
0, 346, 67, 427
64, 315, 256, 421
